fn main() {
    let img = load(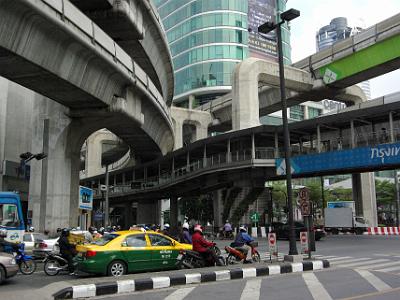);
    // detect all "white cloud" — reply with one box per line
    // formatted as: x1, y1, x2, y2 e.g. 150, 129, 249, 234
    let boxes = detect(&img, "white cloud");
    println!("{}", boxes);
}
288, 0, 400, 98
